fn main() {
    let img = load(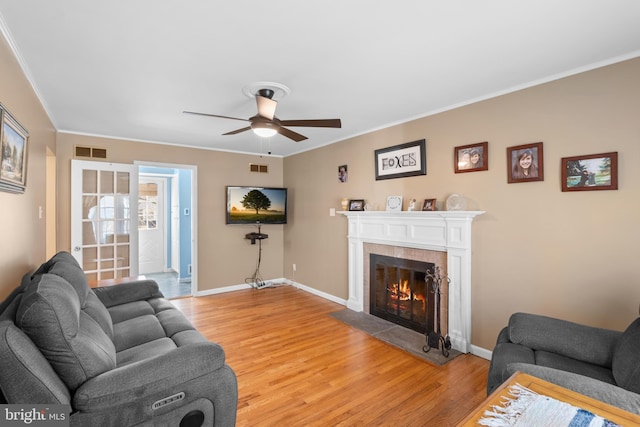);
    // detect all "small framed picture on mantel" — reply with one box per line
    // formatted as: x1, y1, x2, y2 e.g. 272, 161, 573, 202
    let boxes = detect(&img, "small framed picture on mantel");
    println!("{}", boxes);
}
348, 199, 365, 211
386, 195, 403, 211
422, 198, 436, 211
